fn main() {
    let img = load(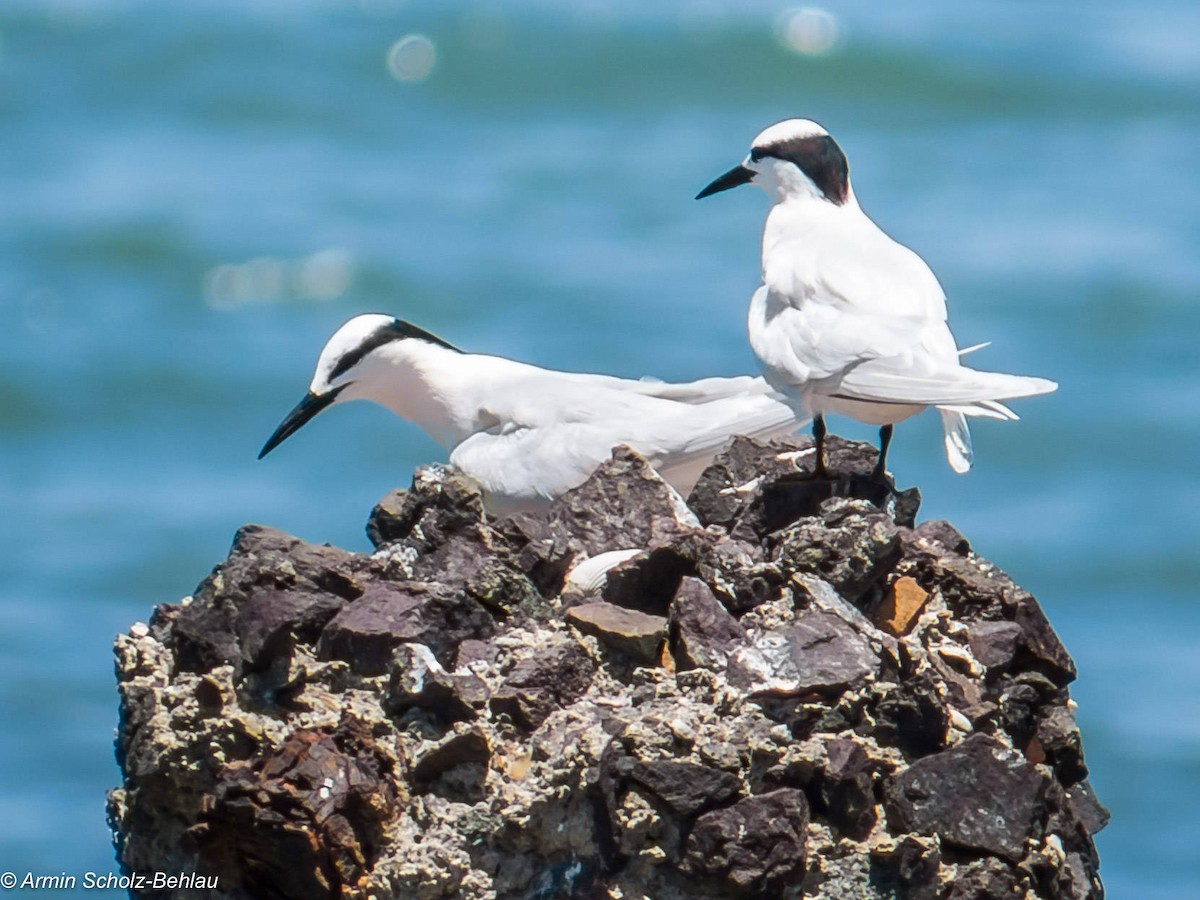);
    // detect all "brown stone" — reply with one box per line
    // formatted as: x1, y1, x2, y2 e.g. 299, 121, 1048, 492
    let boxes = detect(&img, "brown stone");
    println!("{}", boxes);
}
875, 576, 930, 636
566, 601, 667, 665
